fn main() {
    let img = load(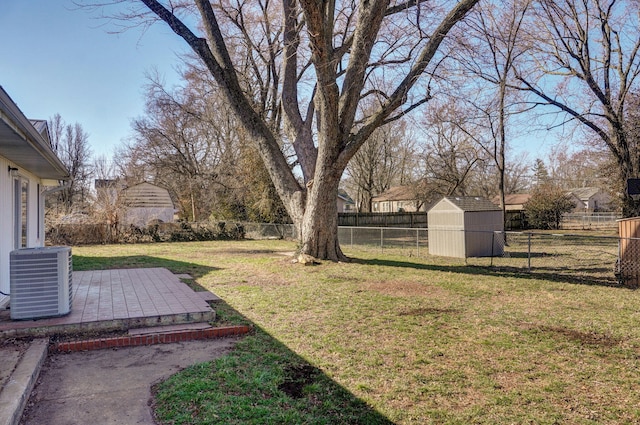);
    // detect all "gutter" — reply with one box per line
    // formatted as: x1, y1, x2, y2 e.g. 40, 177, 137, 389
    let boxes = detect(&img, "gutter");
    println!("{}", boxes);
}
0, 86, 69, 179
